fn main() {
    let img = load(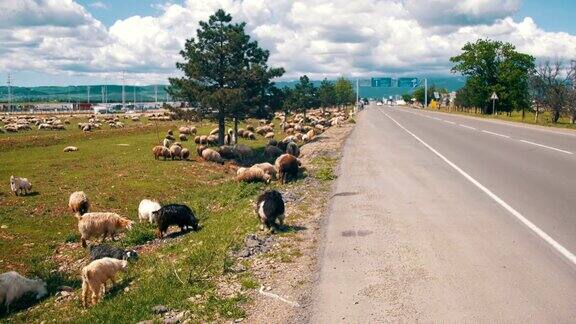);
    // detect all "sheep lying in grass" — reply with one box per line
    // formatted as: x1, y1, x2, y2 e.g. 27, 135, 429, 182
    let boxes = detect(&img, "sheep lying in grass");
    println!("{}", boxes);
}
9, 175, 32, 196
237, 166, 271, 183
151, 204, 199, 238
89, 244, 138, 262
256, 190, 285, 232
81, 257, 128, 307
253, 162, 277, 180
69, 191, 90, 217
0, 271, 47, 312
275, 154, 301, 184
78, 213, 133, 248
138, 199, 161, 223
63, 146, 78, 152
